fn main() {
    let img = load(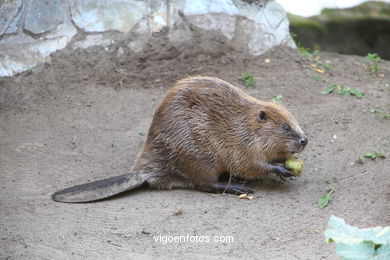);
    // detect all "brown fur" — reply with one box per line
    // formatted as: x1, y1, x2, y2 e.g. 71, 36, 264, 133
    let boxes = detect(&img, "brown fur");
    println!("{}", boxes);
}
134, 76, 306, 190
52, 76, 307, 202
